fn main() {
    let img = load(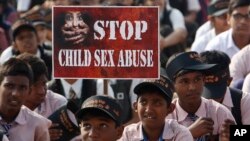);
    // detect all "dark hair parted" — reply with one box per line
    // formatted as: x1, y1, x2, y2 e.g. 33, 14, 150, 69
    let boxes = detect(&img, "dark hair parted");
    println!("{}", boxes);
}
0, 57, 33, 85
17, 53, 48, 83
